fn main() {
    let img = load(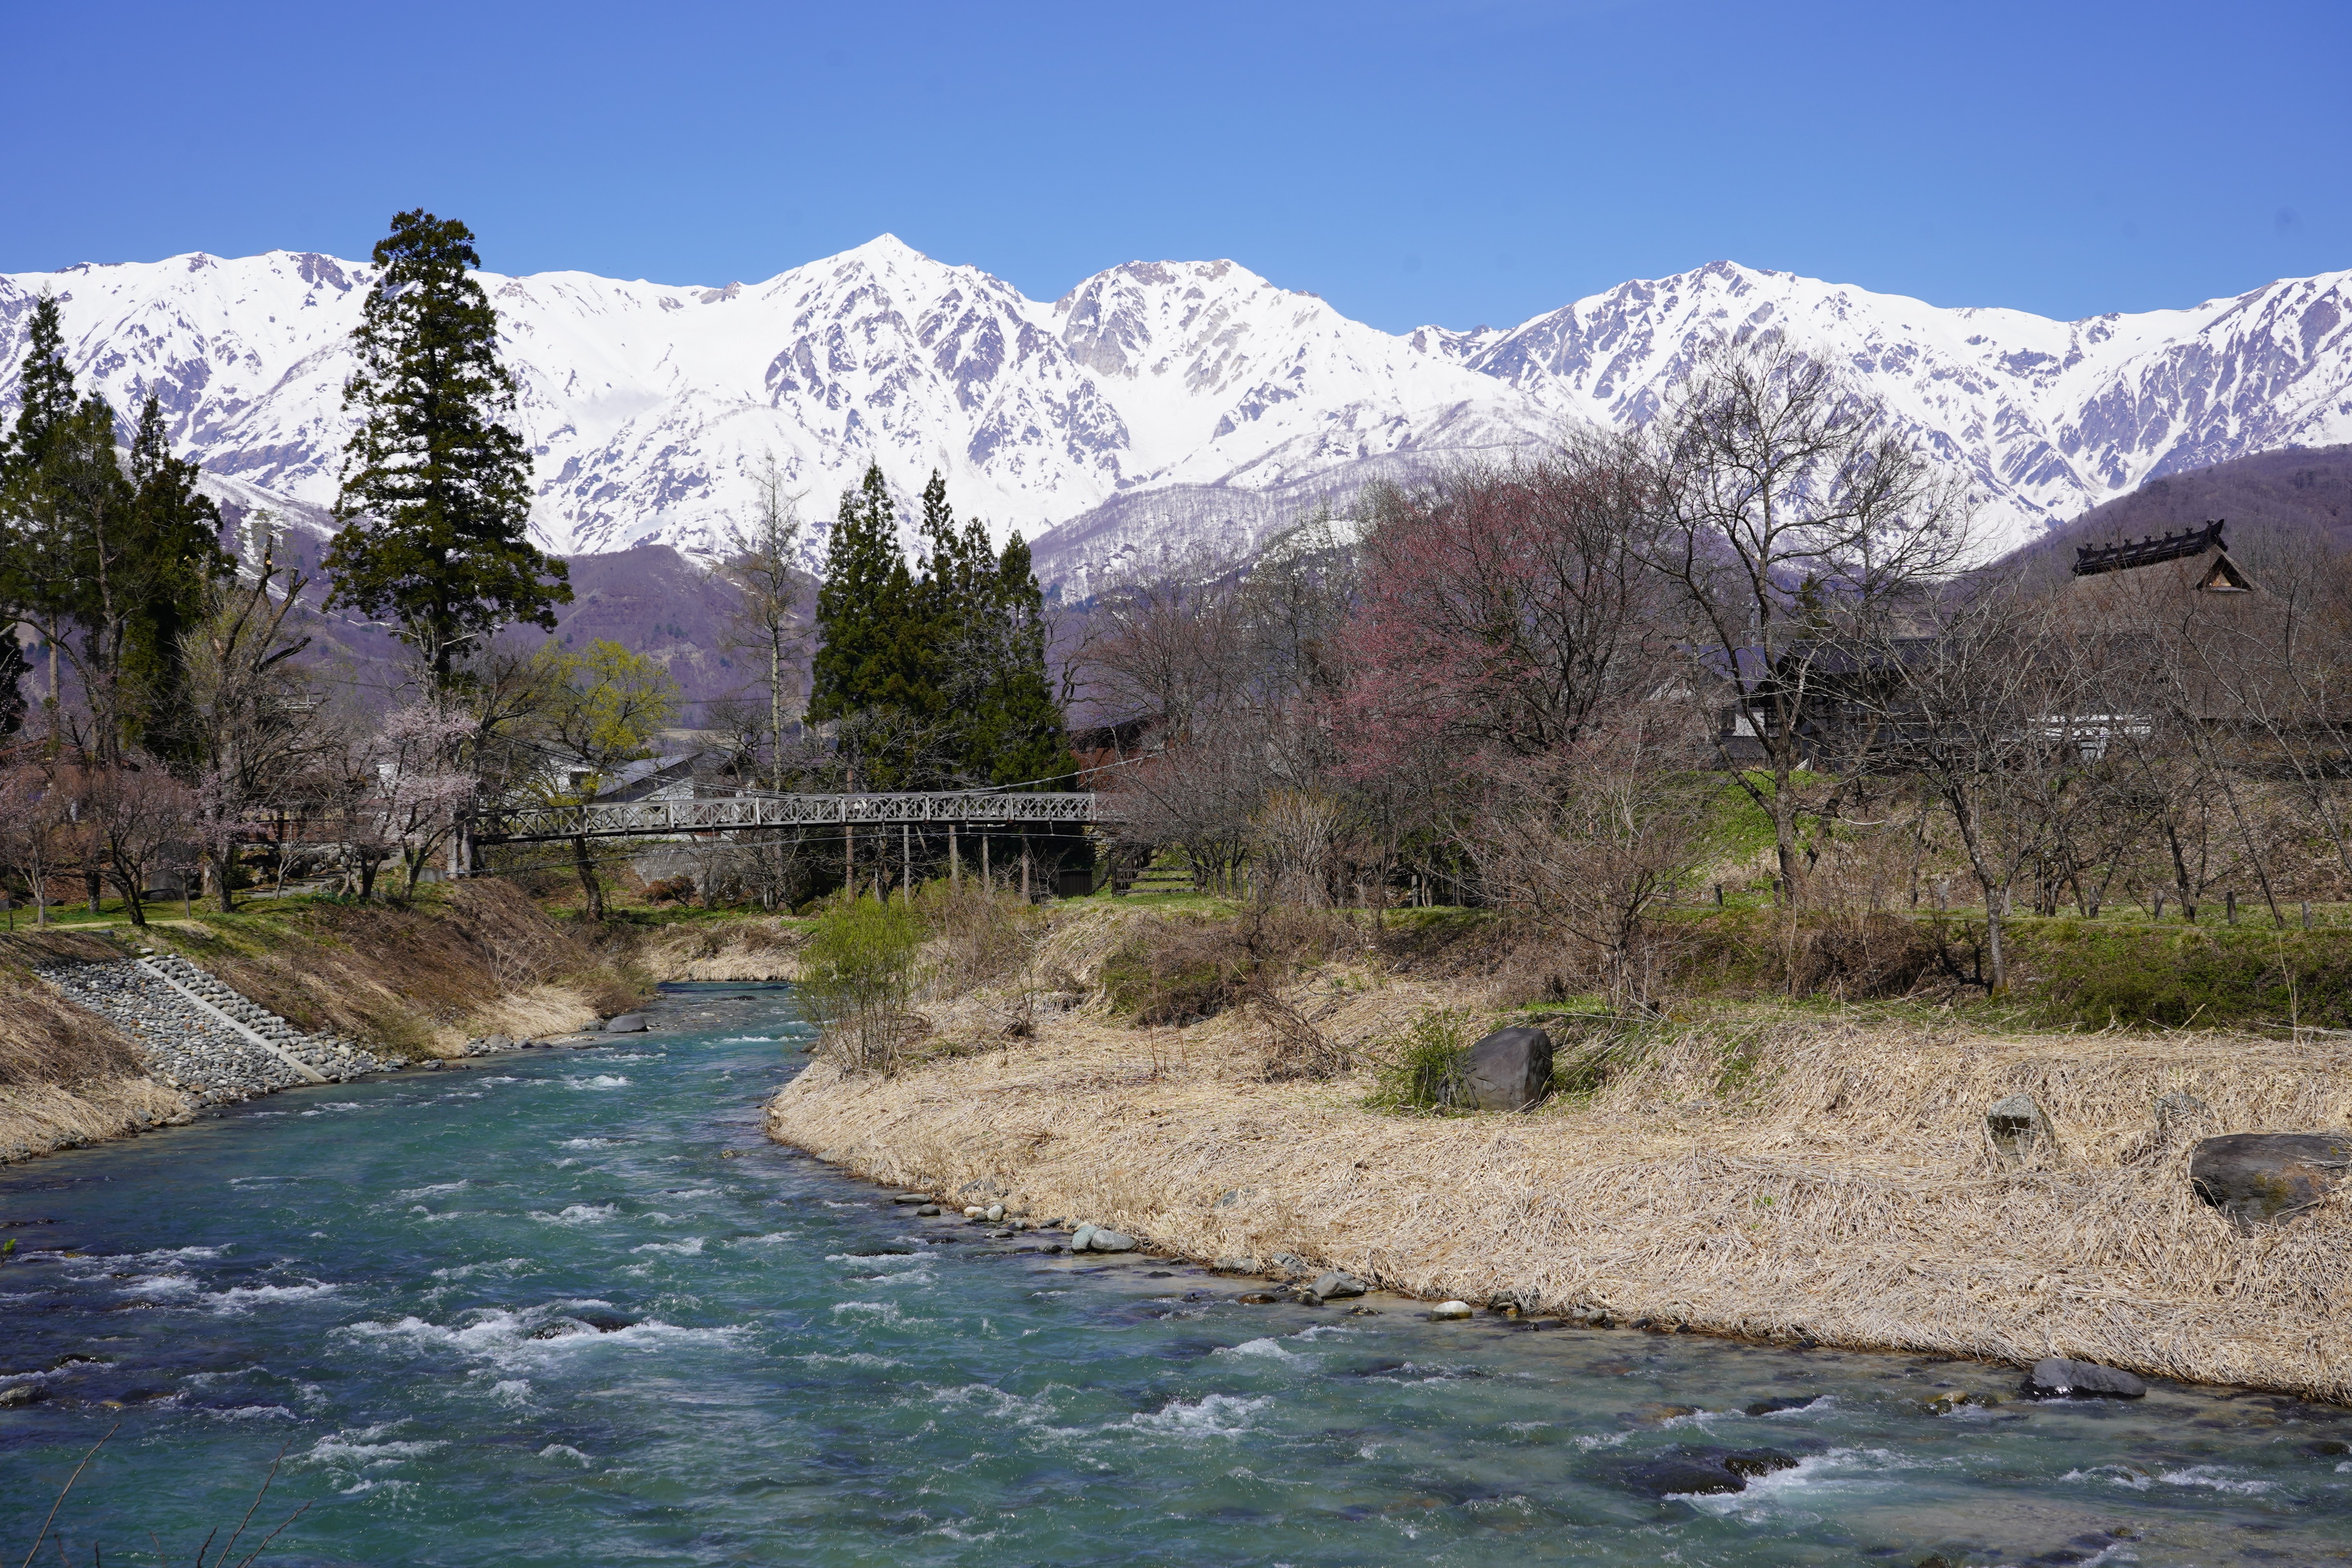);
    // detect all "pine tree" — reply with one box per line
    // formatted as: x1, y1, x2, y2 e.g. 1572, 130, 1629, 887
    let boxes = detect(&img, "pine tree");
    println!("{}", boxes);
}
809, 464, 934, 785
0, 295, 86, 721
323, 210, 569, 690
964, 532, 1075, 788
0, 299, 206, 757
121, 394, 226, 752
